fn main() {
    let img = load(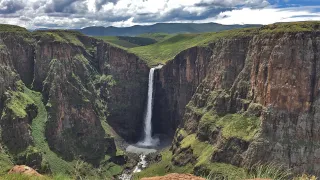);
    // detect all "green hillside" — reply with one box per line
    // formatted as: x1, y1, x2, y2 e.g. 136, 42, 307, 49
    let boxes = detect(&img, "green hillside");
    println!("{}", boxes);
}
97, 36, 157, 48
129, 28, 256, 66
138, 33, 173, 42
130, 21, 320, 66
